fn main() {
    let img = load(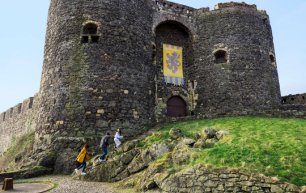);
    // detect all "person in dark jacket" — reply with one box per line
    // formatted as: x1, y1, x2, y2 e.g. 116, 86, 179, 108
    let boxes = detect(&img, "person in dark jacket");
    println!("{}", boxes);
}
98, 132, 111, 162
